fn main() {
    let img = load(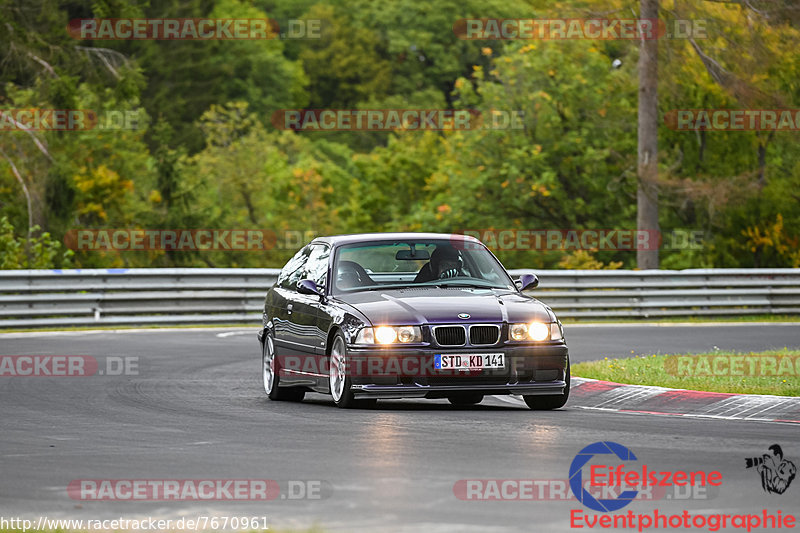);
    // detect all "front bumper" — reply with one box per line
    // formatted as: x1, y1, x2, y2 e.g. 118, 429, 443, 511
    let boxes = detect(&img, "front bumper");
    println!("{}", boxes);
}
346, 343, 568, 399
352, 381, 566, 399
